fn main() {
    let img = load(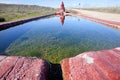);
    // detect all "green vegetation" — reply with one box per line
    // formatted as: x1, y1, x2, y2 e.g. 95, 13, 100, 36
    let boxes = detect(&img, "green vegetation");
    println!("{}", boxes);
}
6, 30, 113, 63
5, 26, 92, 63
81, 7, 120, 14
0, 3, 57, 22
